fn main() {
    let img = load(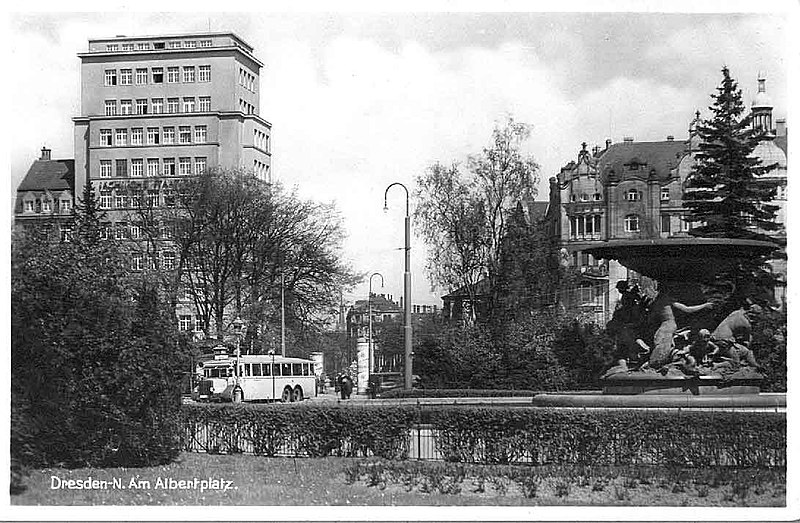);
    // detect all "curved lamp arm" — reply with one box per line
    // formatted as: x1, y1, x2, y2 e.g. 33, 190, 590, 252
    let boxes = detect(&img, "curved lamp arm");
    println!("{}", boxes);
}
384, 182, 409, 216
